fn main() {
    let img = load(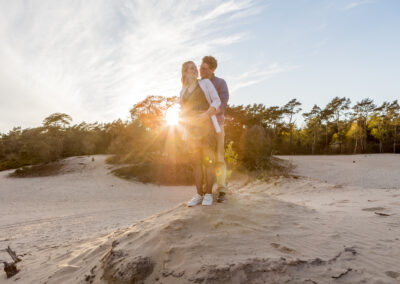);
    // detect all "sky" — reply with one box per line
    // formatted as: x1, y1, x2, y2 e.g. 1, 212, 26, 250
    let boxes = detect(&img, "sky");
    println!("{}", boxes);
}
0, 0, 399, 133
